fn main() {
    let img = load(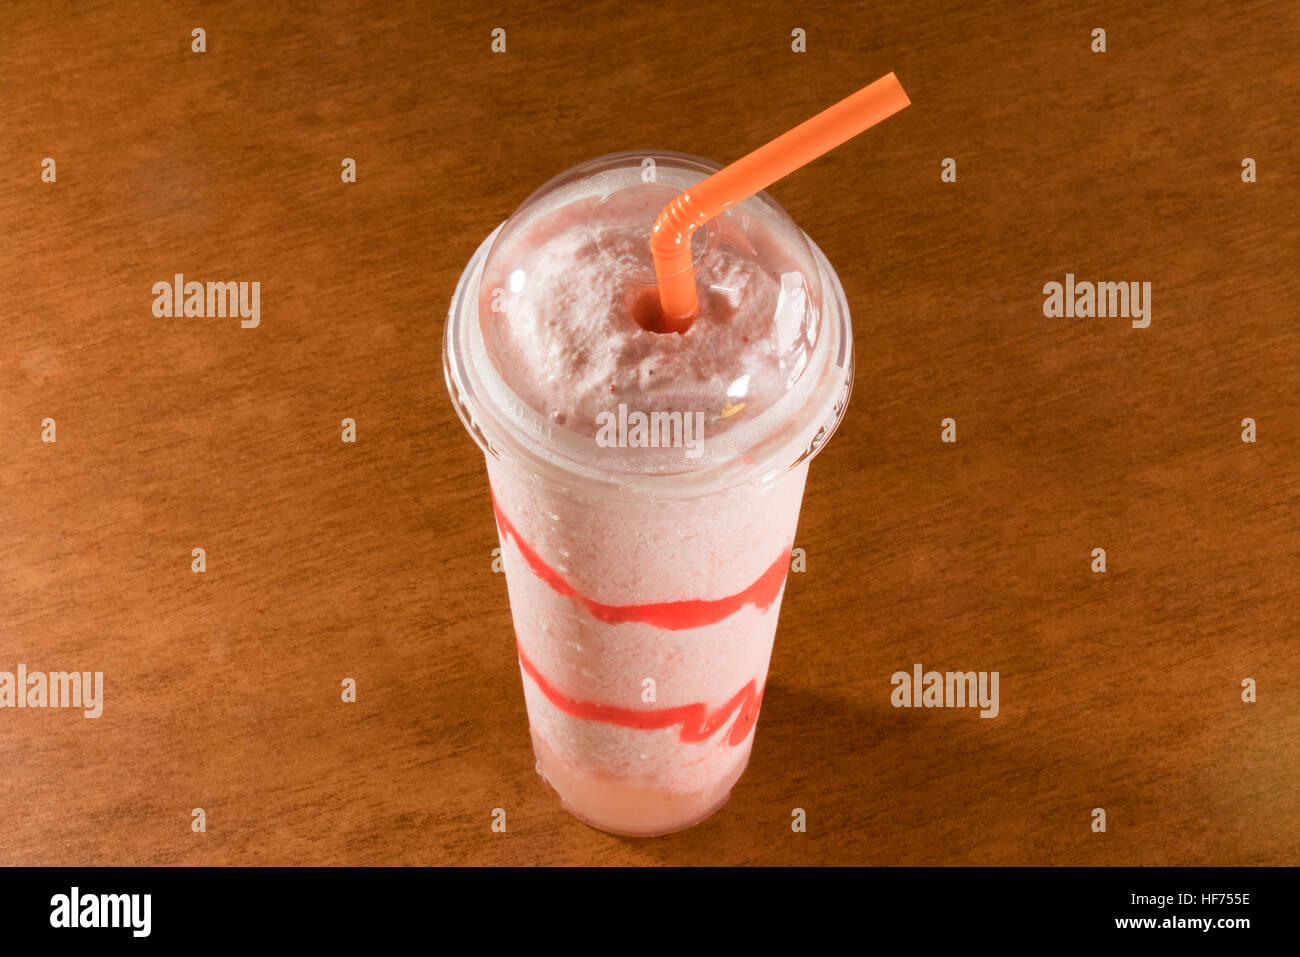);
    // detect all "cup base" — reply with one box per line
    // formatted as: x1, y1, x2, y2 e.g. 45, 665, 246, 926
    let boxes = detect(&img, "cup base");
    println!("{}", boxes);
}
529, 727, 752, 837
